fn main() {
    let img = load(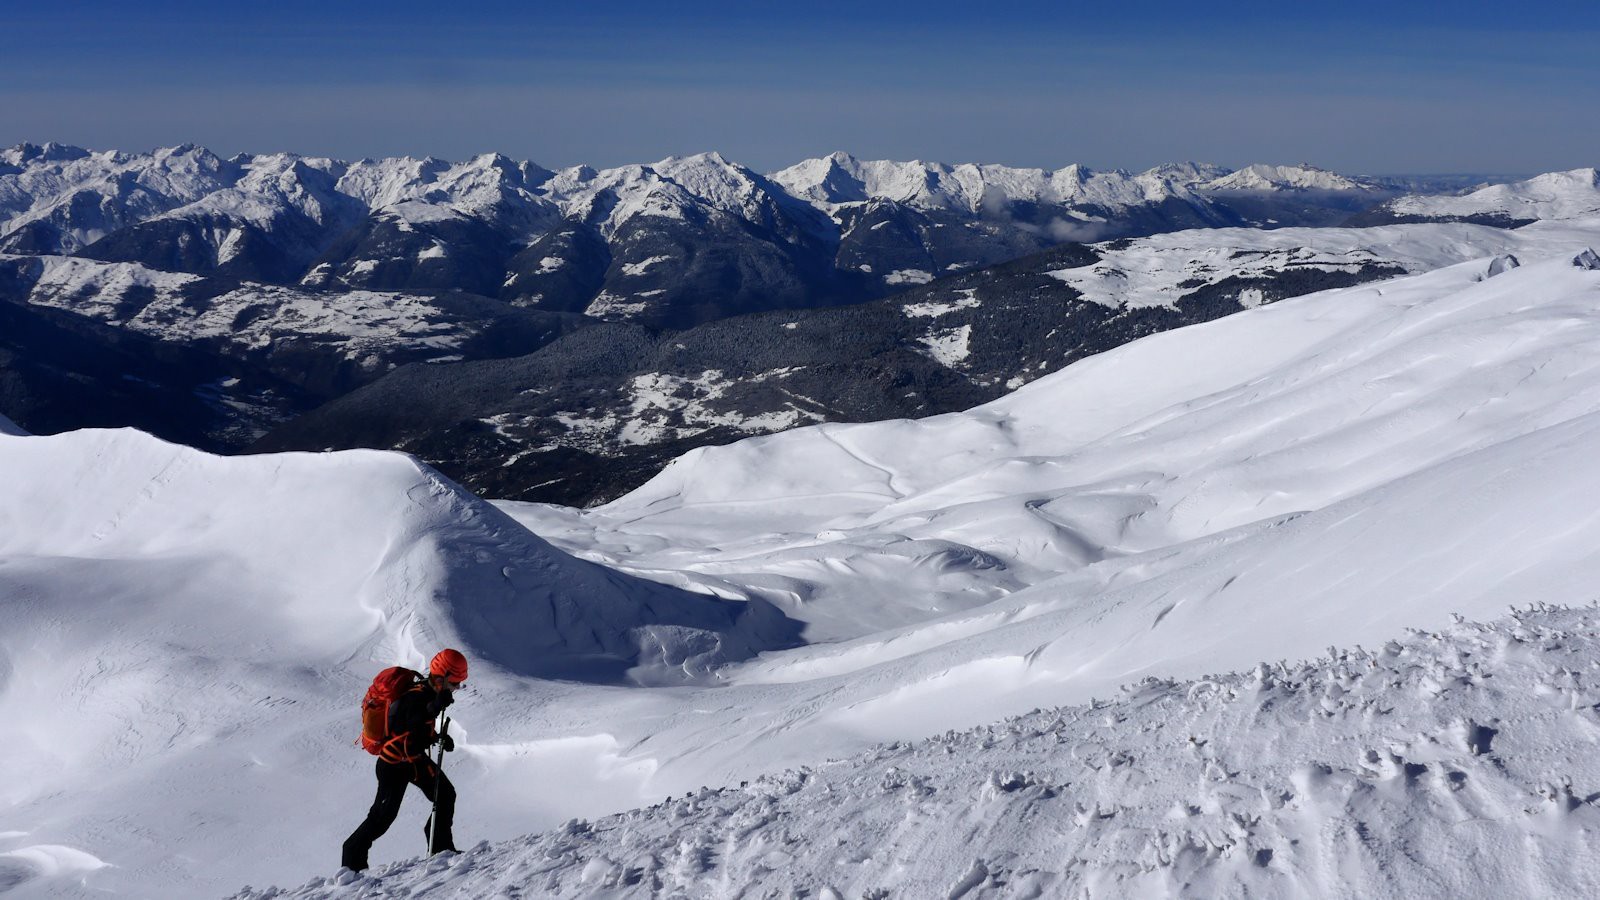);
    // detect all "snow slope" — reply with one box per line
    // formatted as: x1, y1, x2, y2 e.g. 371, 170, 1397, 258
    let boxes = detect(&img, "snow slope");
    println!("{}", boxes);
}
0, 143, 234, 253
12, 217, 1600, 897
1200, 162, 1378, 193
769, 152, 1207, 214
1049, 217, 1600, 309
1383, 168, 1600, 223
0, 433, 792, 896
236, 605, 1600, 899
474, 239, 1600, 850
10, 253, 494, 365
513, 243, 1600, 646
